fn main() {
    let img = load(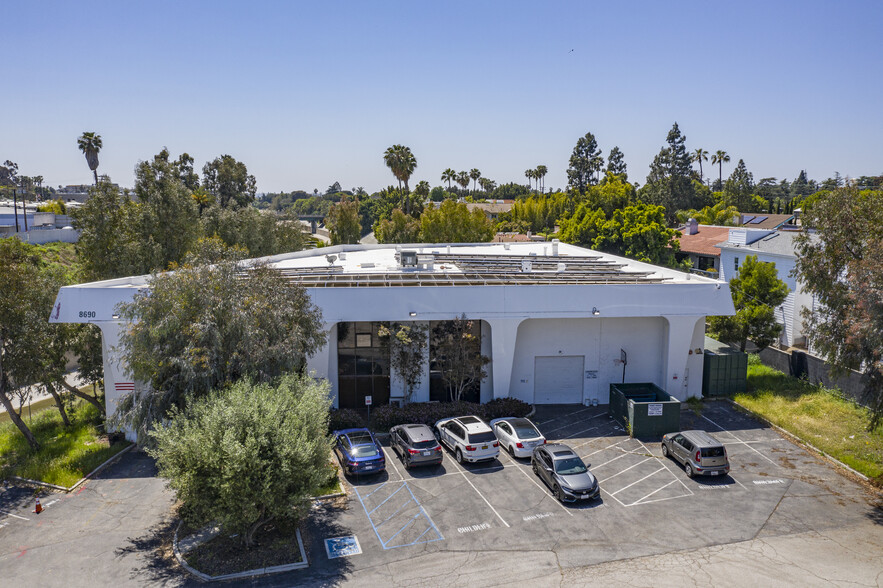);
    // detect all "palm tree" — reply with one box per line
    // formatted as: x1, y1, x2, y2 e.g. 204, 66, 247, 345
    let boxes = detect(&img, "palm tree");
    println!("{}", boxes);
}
77, 132, 103, 185
469, 168, 481, 195
479, 177, 496, 195
456, 171, 470, 193
693, 149, 708, 184
441, 168, 456, 190
383, 145, 417, 192
414, 180, 430, 199
525, 169, 536, 192
535, 165, 548, 194
711, 150, 730, 189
